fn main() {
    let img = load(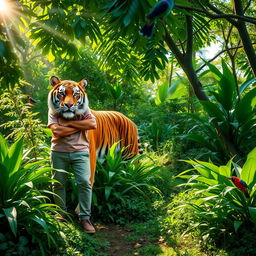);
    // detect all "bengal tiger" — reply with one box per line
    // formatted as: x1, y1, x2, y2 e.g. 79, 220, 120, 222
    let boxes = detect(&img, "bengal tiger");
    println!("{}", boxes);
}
48, 76, 139, 184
